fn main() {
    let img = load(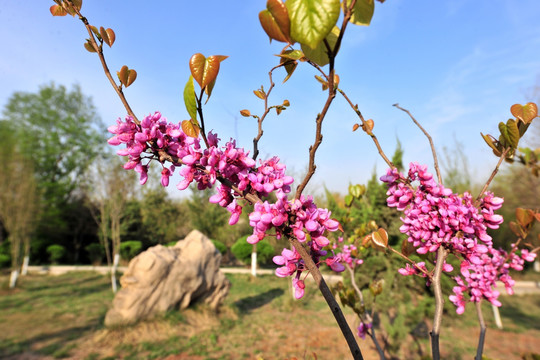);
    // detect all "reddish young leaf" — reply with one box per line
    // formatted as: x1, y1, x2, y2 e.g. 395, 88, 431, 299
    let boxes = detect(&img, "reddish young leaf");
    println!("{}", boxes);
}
189, 53, 228, 90
125, 68, 137, 87
511, 102, 538, 124
516, 208, 534, 228
362, 119, 374, 134
50, 4, 68, 16
259, 0, 292, 43
100, 27, 116, 47
181, 120, 200, 139
371, 228, 388, 251
352, 123, 360, 132
117, 65, 136, 87
240, 109, 251, 117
